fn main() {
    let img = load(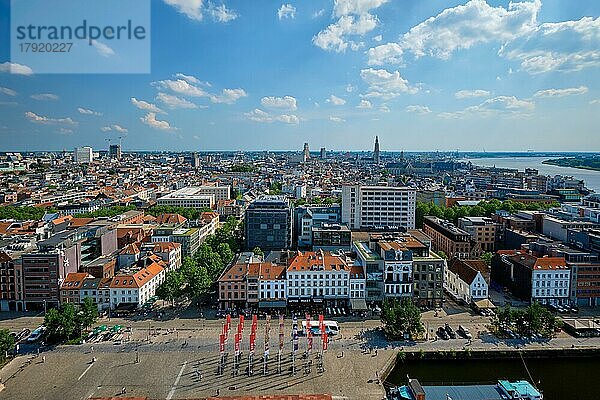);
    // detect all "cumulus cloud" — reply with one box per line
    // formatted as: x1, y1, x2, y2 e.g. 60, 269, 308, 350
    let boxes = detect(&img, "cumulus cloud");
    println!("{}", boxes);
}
210, 88, 247, 104
260, 96, 297, 111
455, 89, 491, 99
101, 124, 128, 133
313, 0, 389, 52
326, 94, 346, 106
156, 92, 198, 109
533, 86, 588, 98
360, 68, 418, 99
163, 0, 237, 22
77, 107, 102, 116
401, 0, 541, 60
153, 79, 208, 97
499, 17, 600, 74
406, 105, 431, 114
438, 95, 534, 118
31, 93, 59, 101
367, 43, 403, 65
278, 4, 296, 20
329, 116, 346, 123
25, 111, 76, 126
131, 97, 165, 114
244, 108, 299, 124
357, 99, 372, 109
91, 40, 115, 57
0, 87, 17, 96
140, 112, 176, 131
0, 62, 33, 75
